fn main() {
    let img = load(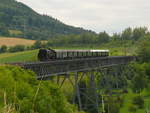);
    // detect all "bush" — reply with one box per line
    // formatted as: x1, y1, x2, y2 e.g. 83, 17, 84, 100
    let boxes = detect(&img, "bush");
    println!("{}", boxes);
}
132, 96, 144, 108
104, 97, 120, 113
137, 37, 150, 63
131, 73, 148, 93
32, 40, 42, 49
0, 45, 7, 53
105, 103, 120, 113
9, 45, 25, 52
0, 65, 81, 113
128, 105, 137, 113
